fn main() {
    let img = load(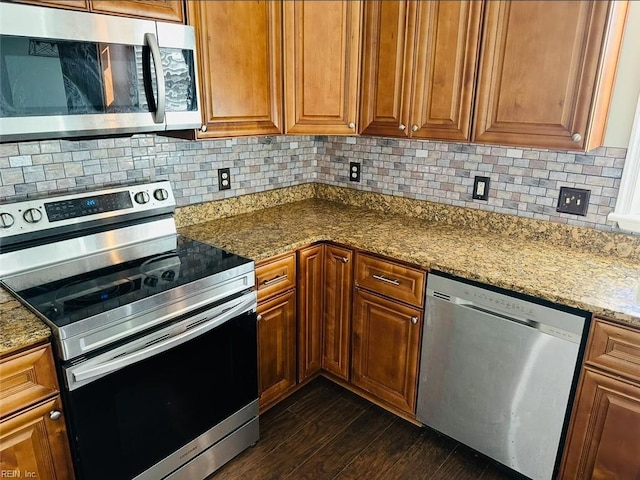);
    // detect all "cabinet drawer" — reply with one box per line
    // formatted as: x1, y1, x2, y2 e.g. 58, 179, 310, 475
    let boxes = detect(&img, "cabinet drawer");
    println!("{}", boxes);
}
355, 253, 425, 307
586, 319, 640, 384
256, 253, 296, 301
0, 344, 59, 419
